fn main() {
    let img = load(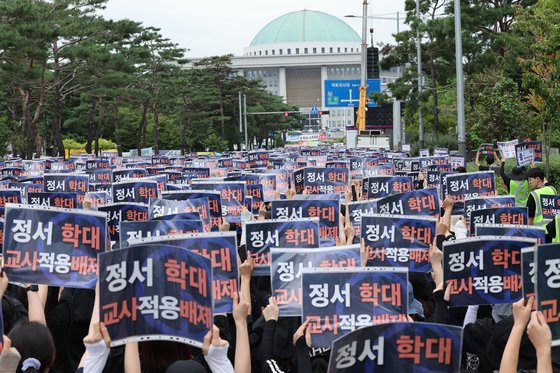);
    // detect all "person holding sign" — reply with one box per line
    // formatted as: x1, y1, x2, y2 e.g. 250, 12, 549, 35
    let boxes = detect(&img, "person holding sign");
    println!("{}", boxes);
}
500, 296, 554, 373
475, 149, 501, 171
498, 157, 529, 207
526, 167, 557, 226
